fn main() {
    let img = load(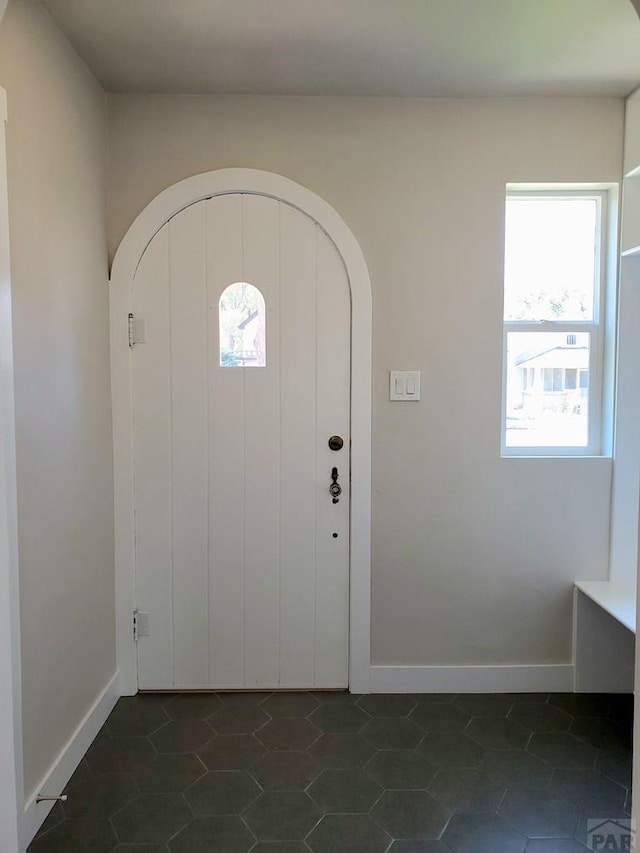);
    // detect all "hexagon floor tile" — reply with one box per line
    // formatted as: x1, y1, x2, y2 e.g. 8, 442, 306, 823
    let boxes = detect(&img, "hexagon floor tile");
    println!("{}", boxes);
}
198, 734, 267, 770
410, 703, 470, 733
548, 693, 611, 717
595, 750, 633, 788
309, 703, 370, 733
549, 768, 627, 813
453, 694, 515, 718
210, 704, 270, 735
258, 718, 321, 751
527, 732, 597, 769
442, 812, 526, 853
150, 719, 214, 753
86, 735, 155, 775
261, 693, 320, 718
418, 733, 486, 769
482, 749, 553, 790
507, 702, 572, 733
361, 717, 423, 749
525, 841, 590, 853
168, 816, 254, 853
357, 694, 416, 717
371, 790, 450, 840
61, 772, 137, 820
245, 791, 322, 840
27, 691, 633, 853
309, 732, 376, 769
184, 770, 261, 816
498, 787, 579, 838
107, 697, 170, 736
164, 692, 223, 720
114, 845, 170, 853
465, 717, 529, 750
219, 691, 274, 706
251, 750, 320, 790
365, 750, 436, 789
111, 794, 192, 844
307, 814, 390, 853
427, 768, 504, 814
569, 716, 631, 750
308, 768, 382, 813
30, 818, 118, 853
132, 752, 207, 792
